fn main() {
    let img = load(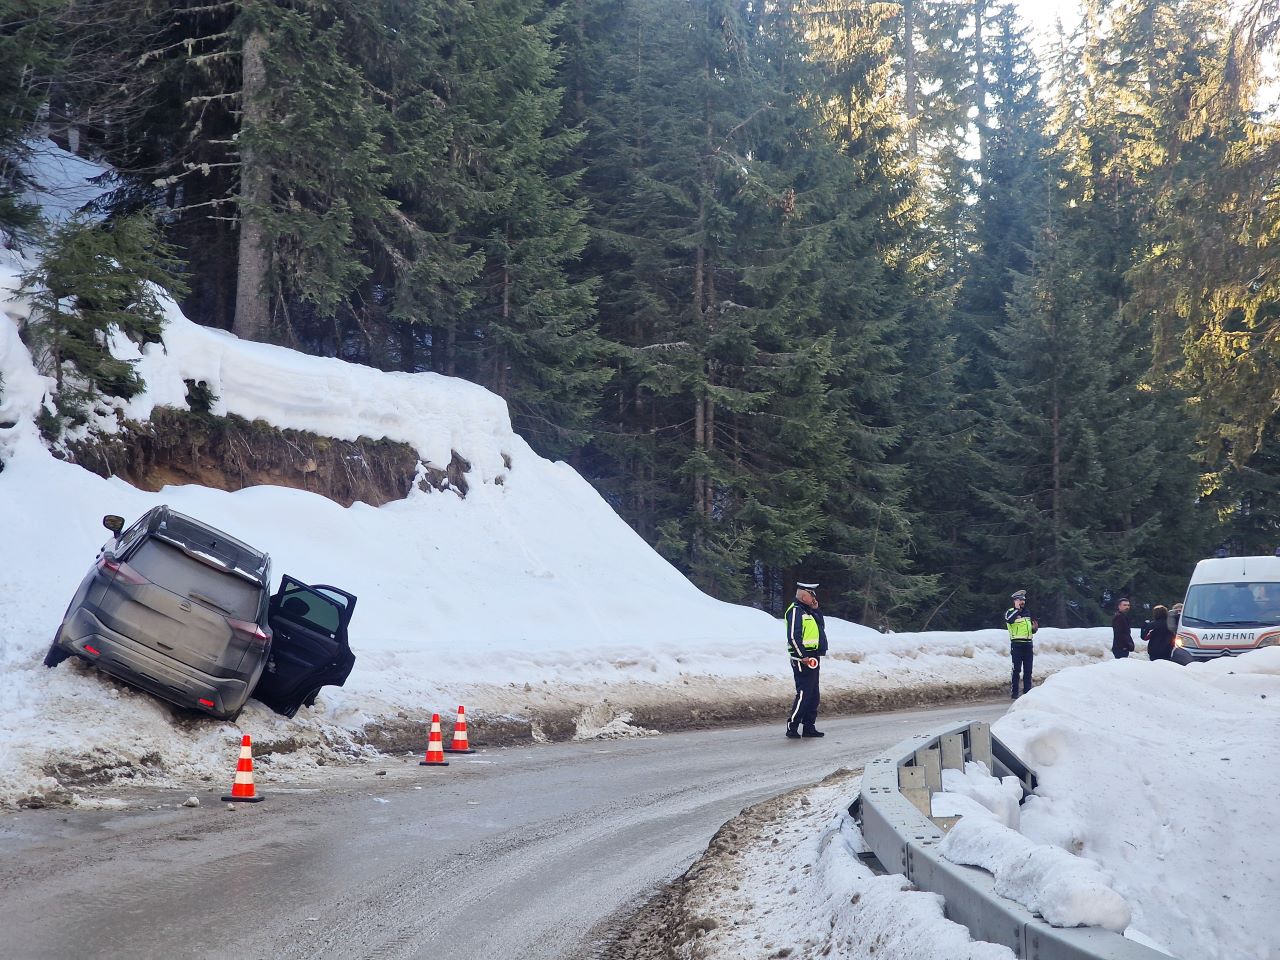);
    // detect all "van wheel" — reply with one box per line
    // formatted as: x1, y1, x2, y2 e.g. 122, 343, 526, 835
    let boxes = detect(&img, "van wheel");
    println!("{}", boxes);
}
43, 640, 71, 668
